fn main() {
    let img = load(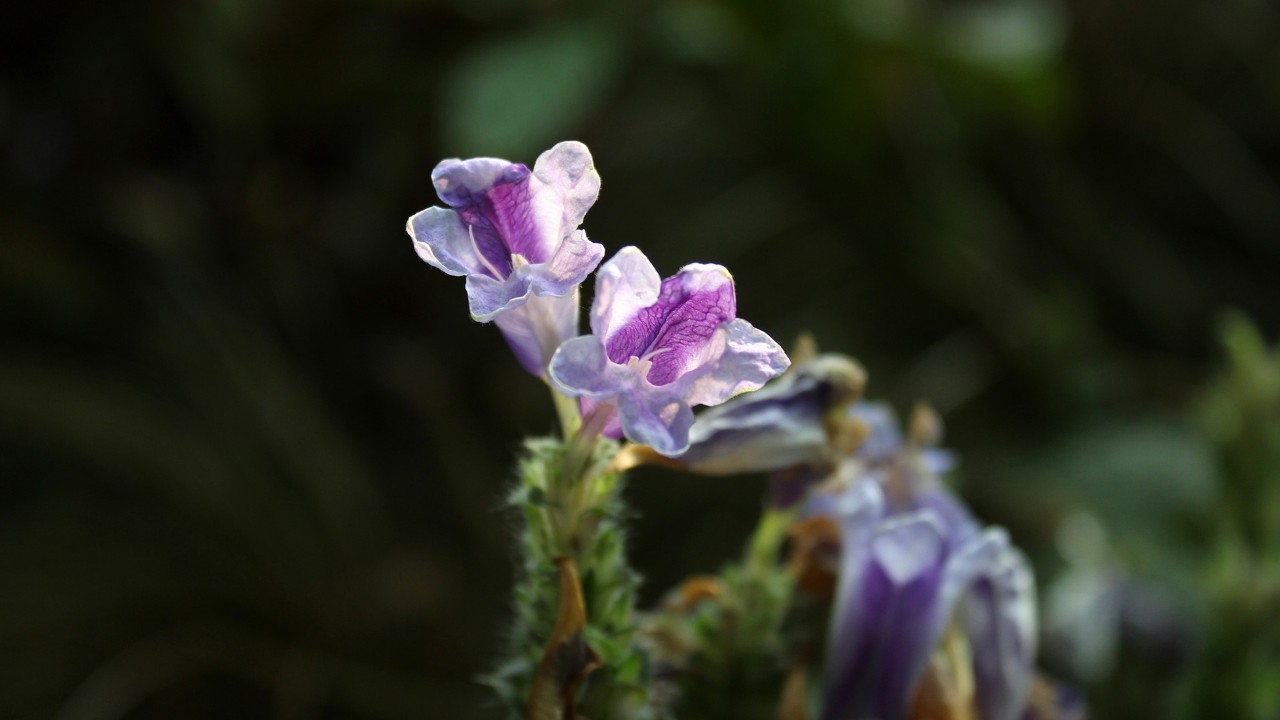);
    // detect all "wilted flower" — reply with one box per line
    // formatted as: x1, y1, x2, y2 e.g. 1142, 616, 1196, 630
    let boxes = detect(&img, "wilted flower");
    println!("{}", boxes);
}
407, 141, 603, 375
677, 354, 867, 475
549, 246, 789, 456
